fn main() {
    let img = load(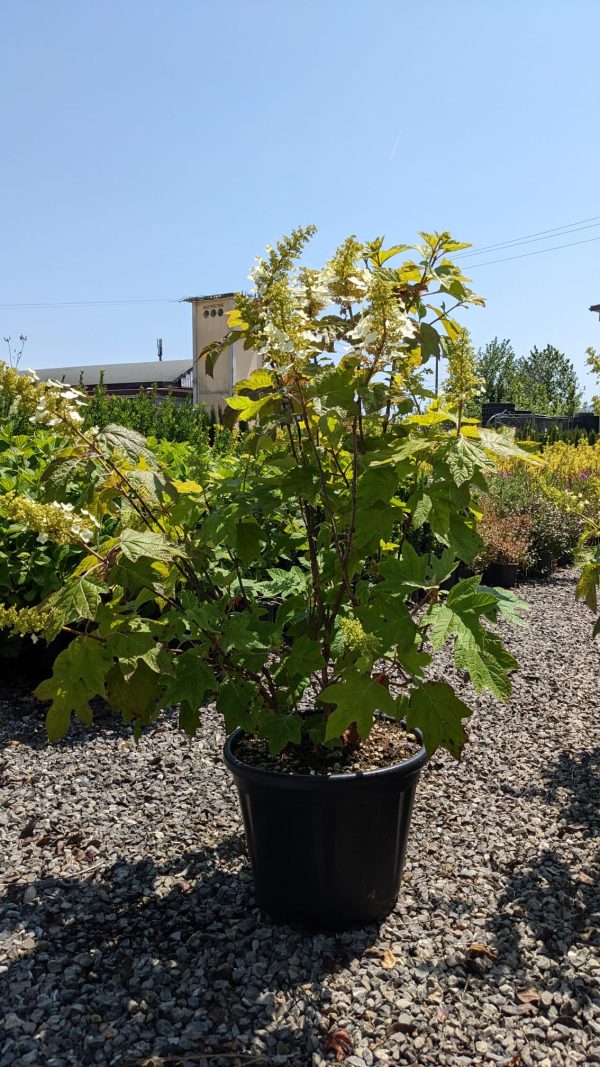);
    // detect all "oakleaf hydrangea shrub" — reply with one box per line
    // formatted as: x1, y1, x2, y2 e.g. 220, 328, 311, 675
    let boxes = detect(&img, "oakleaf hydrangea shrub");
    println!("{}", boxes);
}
1, 230, 529, 759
